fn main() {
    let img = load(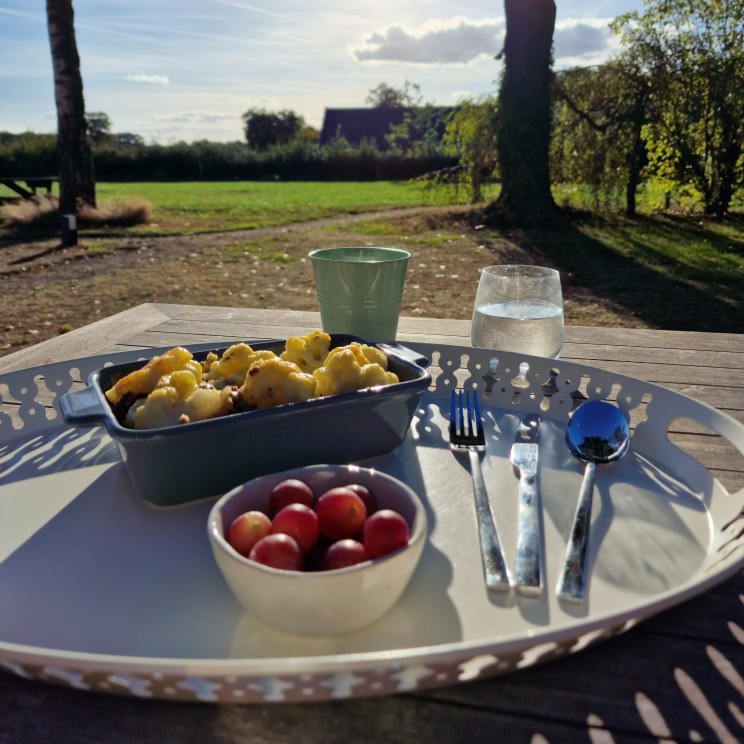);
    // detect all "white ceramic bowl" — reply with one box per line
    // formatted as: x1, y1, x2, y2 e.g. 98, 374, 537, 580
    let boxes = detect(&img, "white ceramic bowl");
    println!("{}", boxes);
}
207, 464, 428, 637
